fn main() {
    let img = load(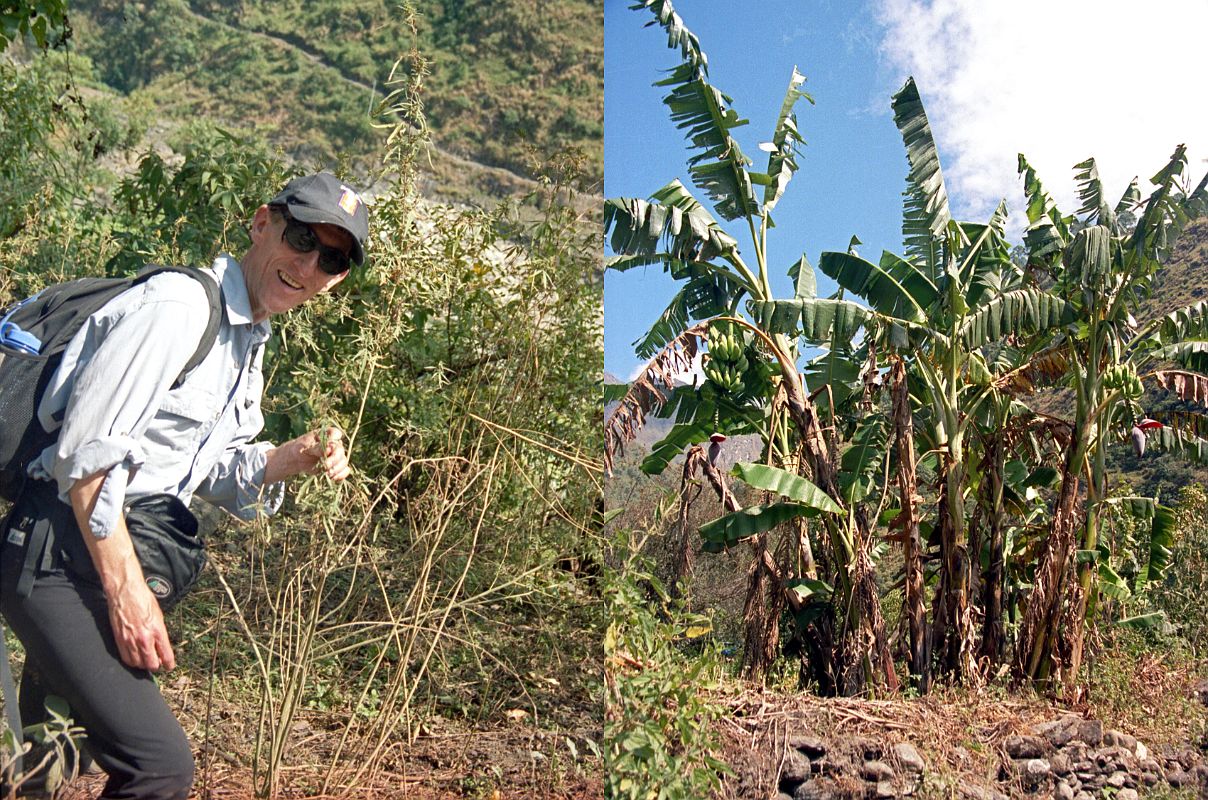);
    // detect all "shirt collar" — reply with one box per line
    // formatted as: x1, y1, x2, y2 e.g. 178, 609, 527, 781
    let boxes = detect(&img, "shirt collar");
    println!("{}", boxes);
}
210, 254, 270, 337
